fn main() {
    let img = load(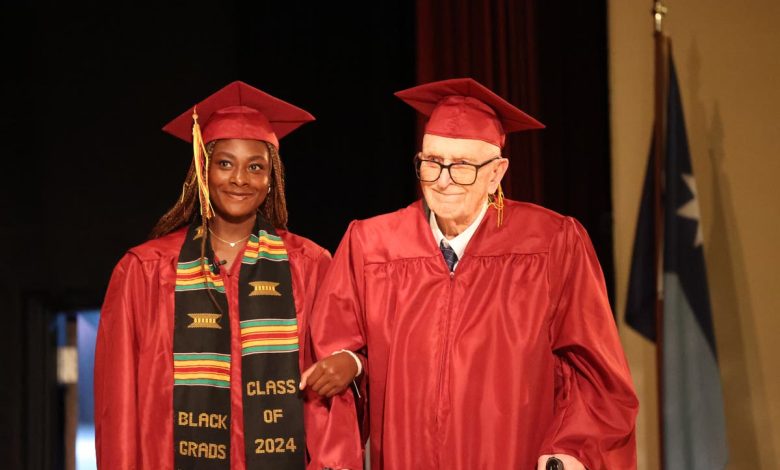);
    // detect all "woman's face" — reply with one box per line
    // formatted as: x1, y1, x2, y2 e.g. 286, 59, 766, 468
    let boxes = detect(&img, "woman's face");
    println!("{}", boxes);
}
207, 138, 270, 223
